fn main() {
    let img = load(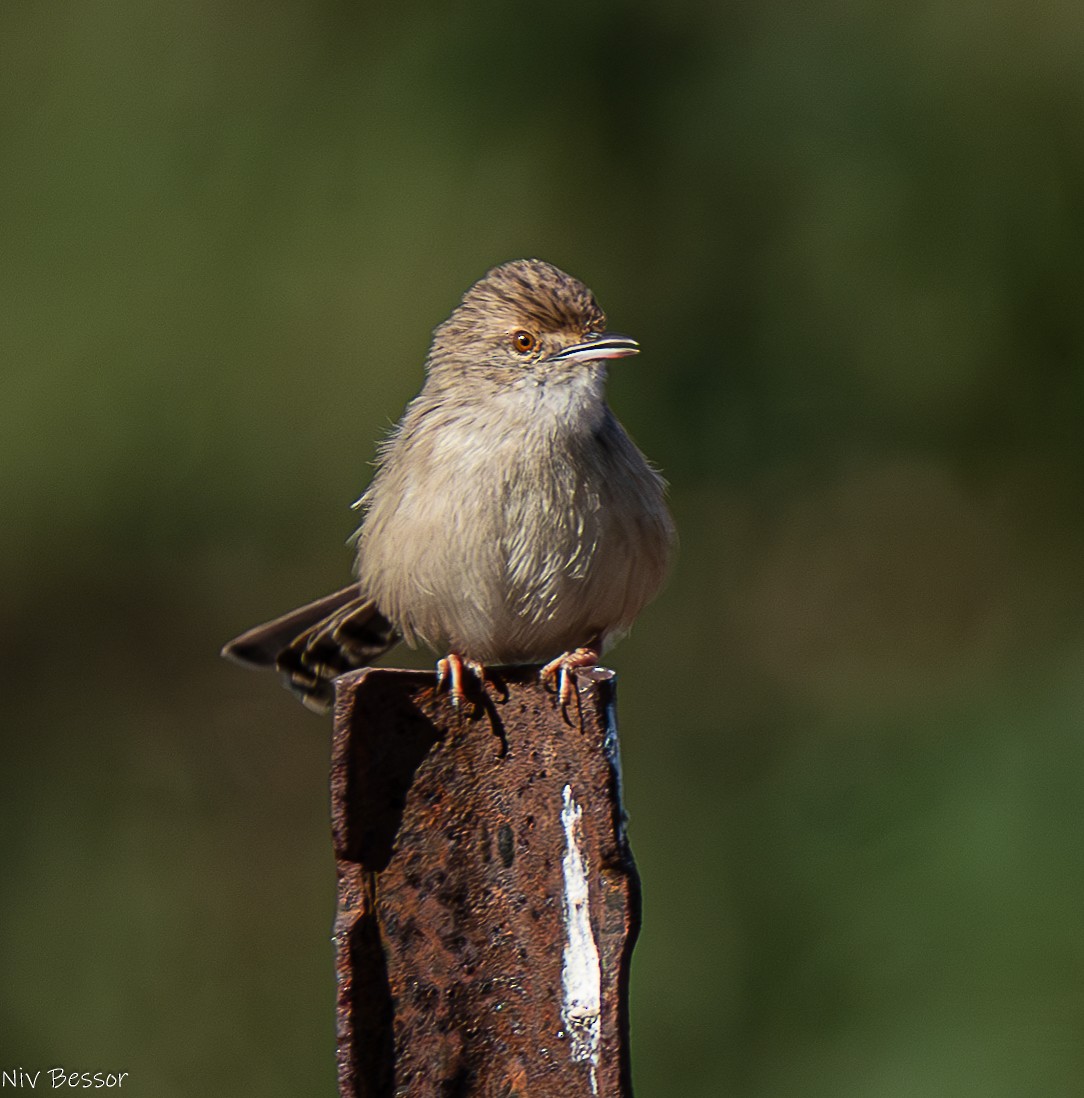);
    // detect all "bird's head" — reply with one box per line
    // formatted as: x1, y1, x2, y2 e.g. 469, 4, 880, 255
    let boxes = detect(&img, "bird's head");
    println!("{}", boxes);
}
424, 259, 639, 390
